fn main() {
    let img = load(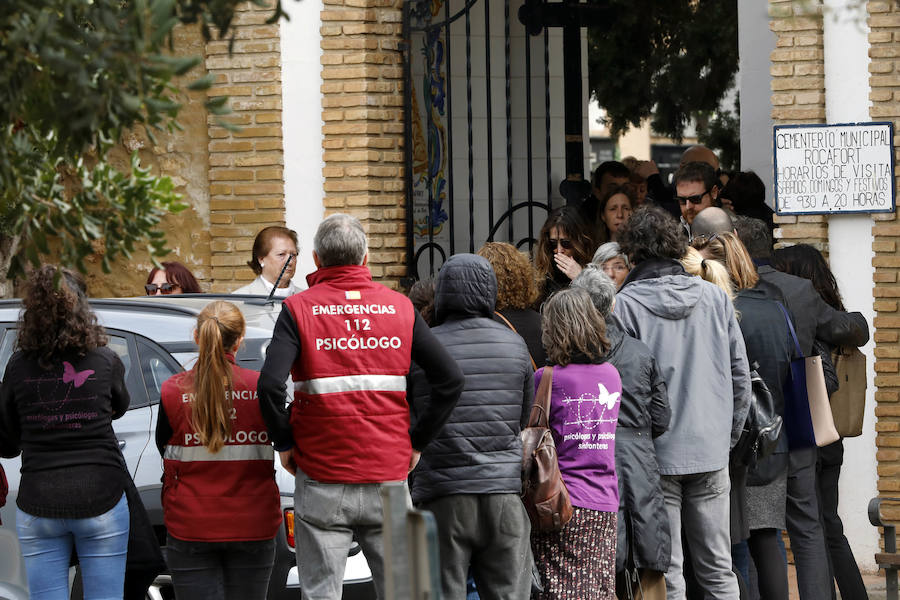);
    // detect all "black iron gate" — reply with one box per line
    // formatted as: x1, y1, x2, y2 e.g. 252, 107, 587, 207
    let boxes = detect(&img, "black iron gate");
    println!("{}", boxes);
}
401, 0, 562, 281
